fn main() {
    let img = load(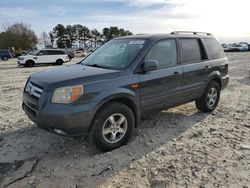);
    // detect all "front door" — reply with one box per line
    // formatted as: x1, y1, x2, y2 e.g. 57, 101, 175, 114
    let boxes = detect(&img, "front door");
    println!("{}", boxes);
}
36, 50, 49, 63
139, 39, 183, 112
